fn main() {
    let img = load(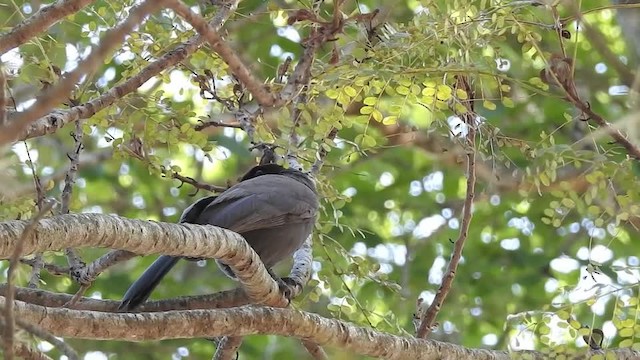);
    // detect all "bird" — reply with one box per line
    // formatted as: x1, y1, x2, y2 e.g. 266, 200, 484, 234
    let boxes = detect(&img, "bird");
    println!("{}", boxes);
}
119, 163, 319, 311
